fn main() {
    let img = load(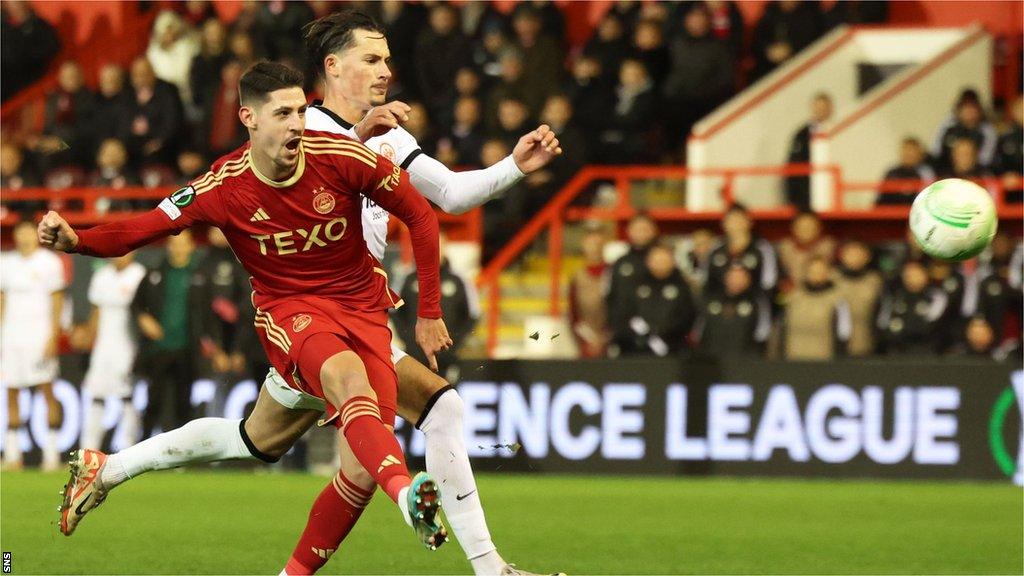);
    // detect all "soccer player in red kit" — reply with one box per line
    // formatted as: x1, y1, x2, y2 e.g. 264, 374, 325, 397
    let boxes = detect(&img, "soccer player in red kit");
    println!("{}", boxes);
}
46, 62, 450, 551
